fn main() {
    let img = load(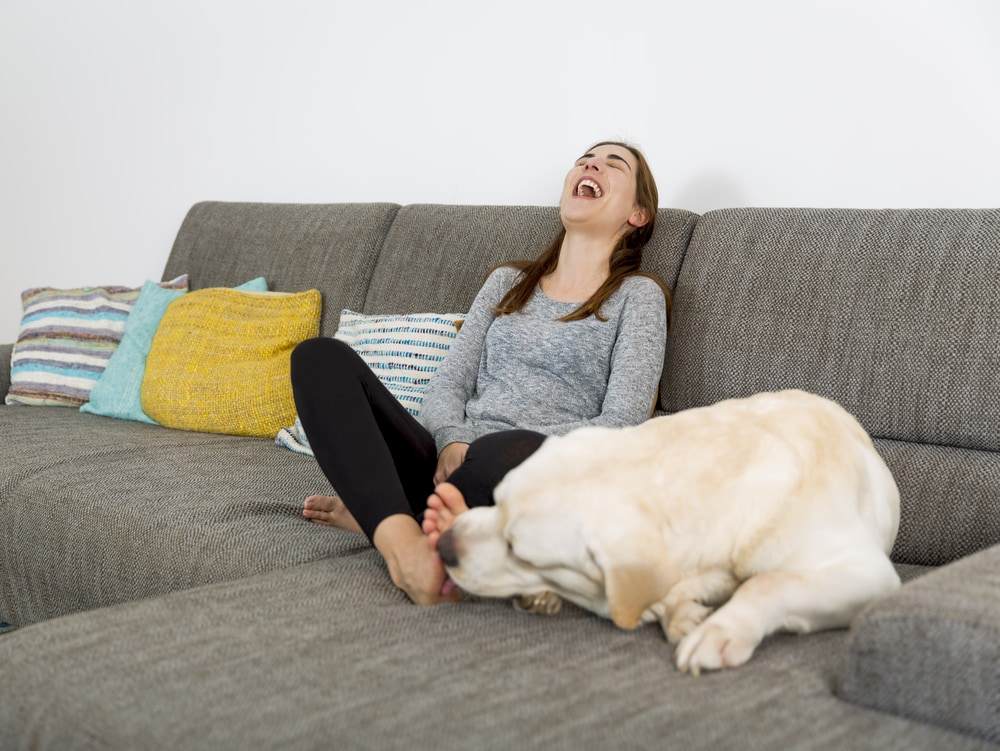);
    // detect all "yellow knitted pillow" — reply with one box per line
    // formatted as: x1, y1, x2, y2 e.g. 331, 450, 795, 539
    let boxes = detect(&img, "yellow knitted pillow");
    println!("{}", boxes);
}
141, 288, 321, 437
